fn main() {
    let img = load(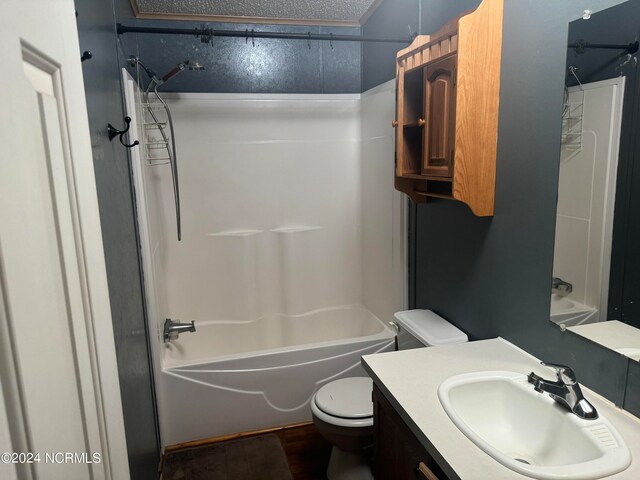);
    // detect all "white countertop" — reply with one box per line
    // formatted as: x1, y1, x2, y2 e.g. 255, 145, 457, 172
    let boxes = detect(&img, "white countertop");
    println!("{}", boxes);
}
362, 338, 640, 480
